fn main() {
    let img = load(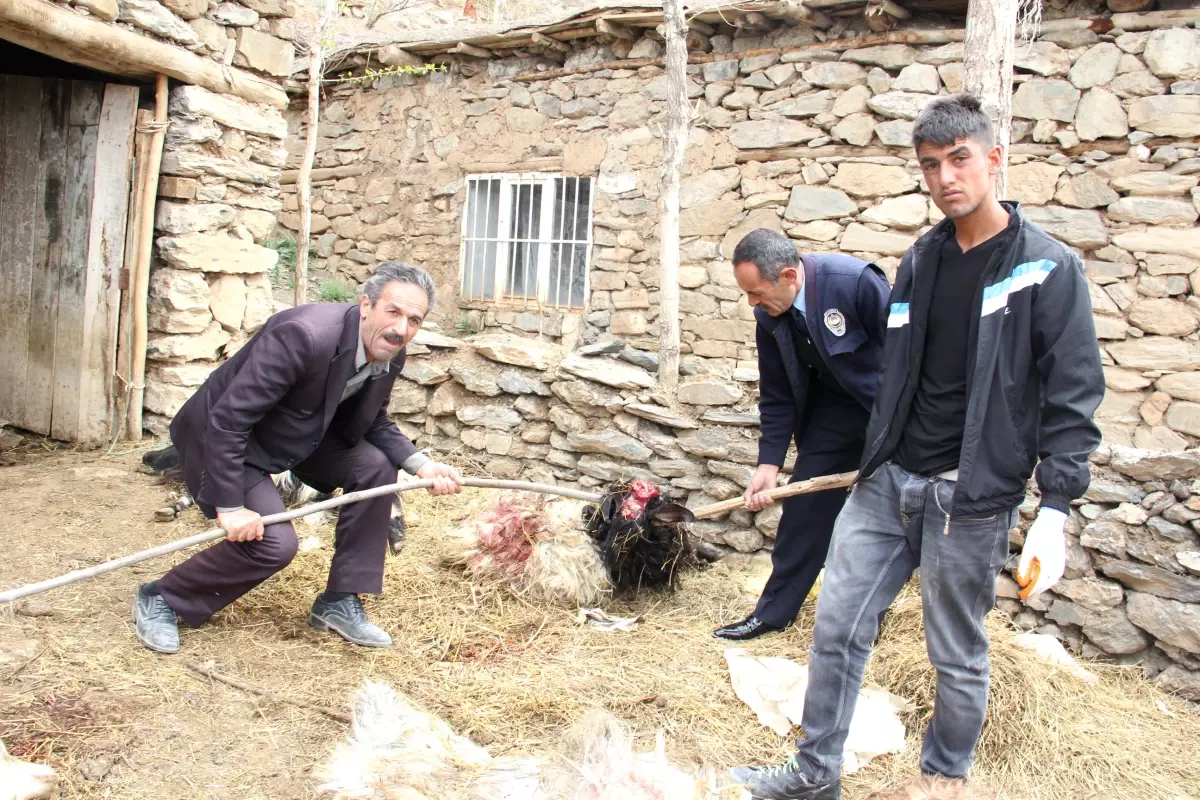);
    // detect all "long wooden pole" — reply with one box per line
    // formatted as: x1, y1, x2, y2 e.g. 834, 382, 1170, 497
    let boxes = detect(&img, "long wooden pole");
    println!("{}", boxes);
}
0, 0, 288, 109
691, 470, 858, 520
125, 74, 169, 441
113, 110, 153, 443
0, 478, 603, 605
657, 0, 687, 391
0, 471, 858, 604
